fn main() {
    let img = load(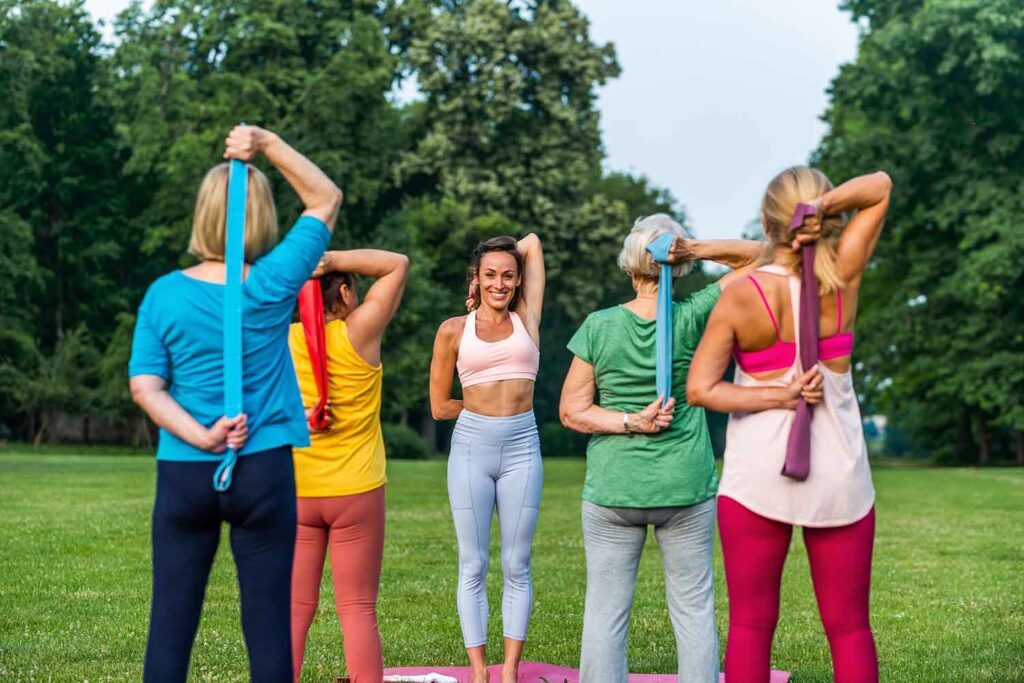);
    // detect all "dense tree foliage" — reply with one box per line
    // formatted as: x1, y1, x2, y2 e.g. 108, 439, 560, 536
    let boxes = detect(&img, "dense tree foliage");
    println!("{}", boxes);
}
816, 0, 1024, 462
0, 0, 1019, 464
0, 0, 693, 452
